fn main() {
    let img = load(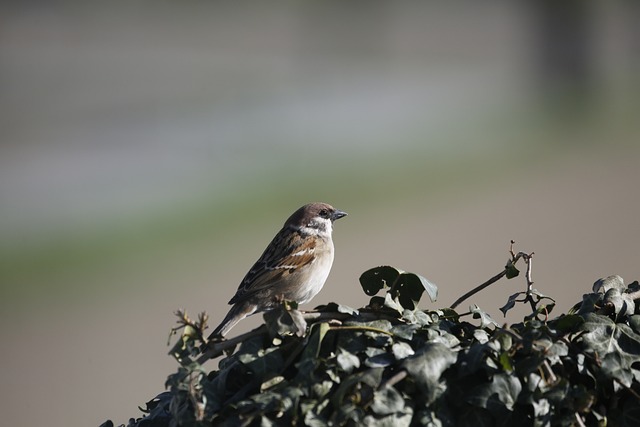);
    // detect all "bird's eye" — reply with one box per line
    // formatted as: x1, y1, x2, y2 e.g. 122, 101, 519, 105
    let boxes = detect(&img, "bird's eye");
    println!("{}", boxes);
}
319, 209, 329, 218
